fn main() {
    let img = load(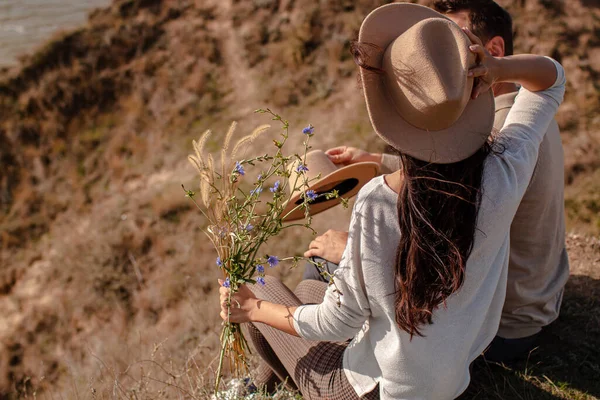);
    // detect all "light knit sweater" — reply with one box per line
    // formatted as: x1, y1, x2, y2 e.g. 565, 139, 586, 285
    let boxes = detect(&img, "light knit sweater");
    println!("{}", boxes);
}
293, 59, 565, 400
